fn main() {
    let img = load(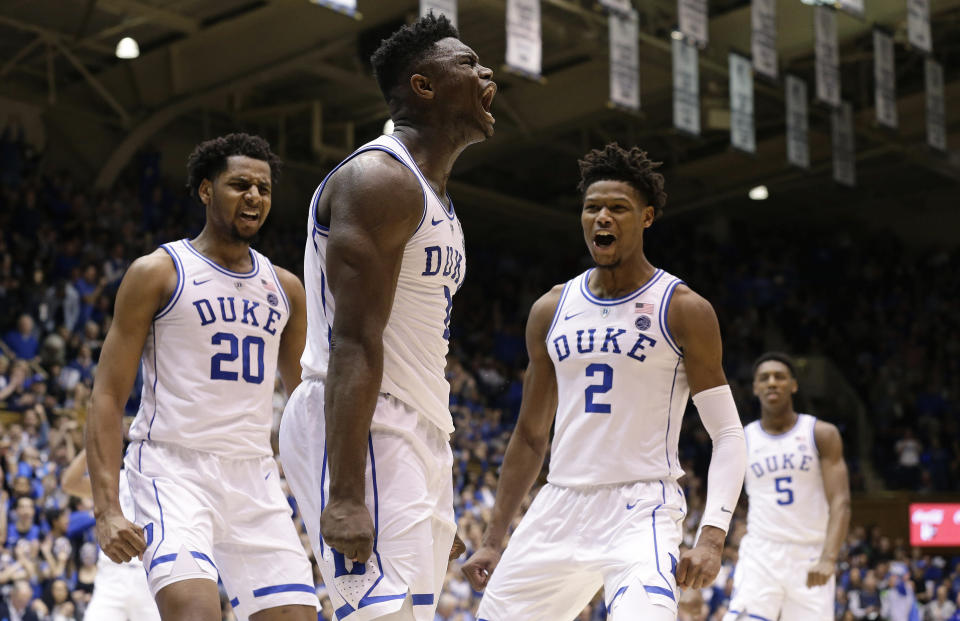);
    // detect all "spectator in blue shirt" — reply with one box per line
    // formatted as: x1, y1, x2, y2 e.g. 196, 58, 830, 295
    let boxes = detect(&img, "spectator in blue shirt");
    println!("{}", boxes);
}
6, 496, 40, 548
2, 315, 39, 361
